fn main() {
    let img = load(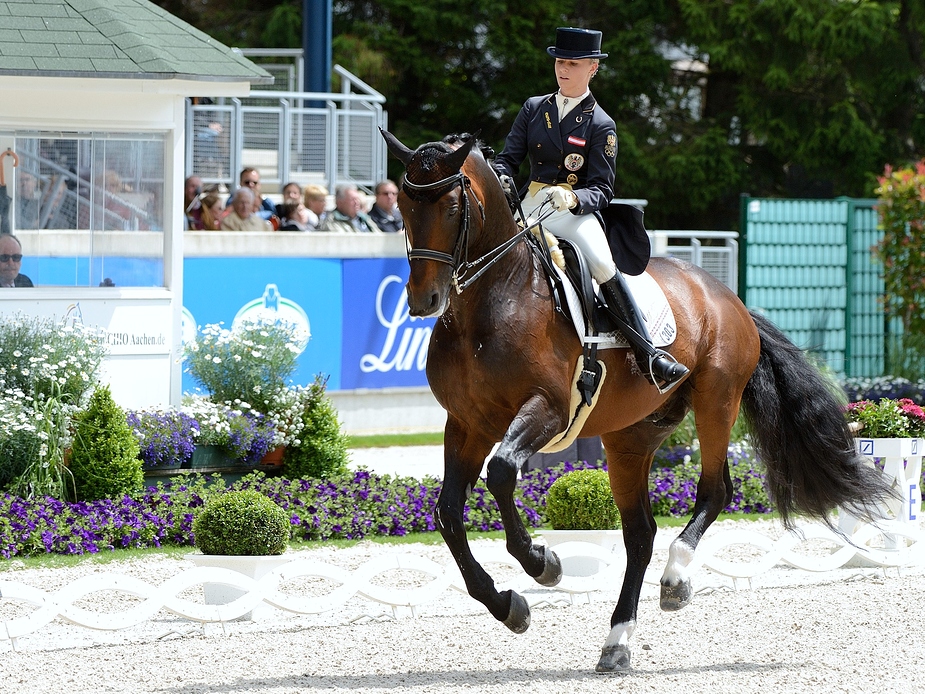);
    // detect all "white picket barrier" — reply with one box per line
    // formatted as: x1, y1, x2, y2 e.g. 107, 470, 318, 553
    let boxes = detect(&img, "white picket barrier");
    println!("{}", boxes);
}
2, 515, 922, 648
